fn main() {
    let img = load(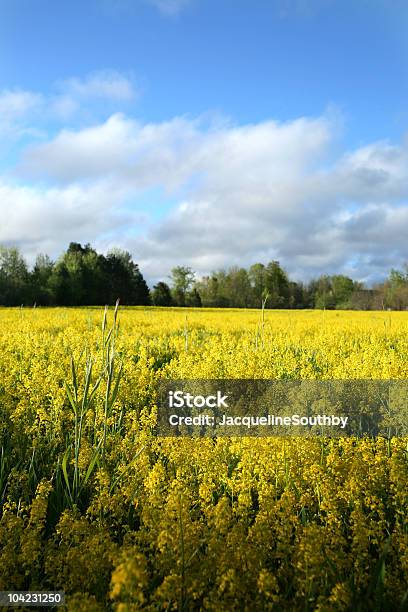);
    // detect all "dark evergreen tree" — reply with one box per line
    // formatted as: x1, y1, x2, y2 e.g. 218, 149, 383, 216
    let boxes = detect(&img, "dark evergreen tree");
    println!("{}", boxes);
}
152, 281, 173, 306
104, 249, 150, 305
